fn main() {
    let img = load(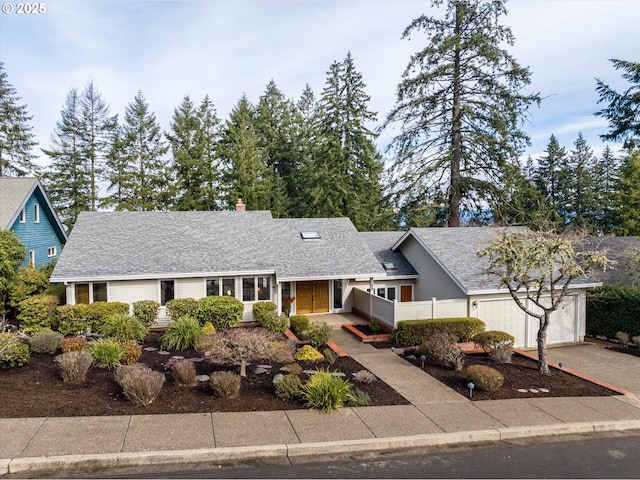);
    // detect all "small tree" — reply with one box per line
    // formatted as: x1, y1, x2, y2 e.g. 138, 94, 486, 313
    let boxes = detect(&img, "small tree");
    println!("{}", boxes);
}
478, 230, 609, 374
0, 230, 27, 323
